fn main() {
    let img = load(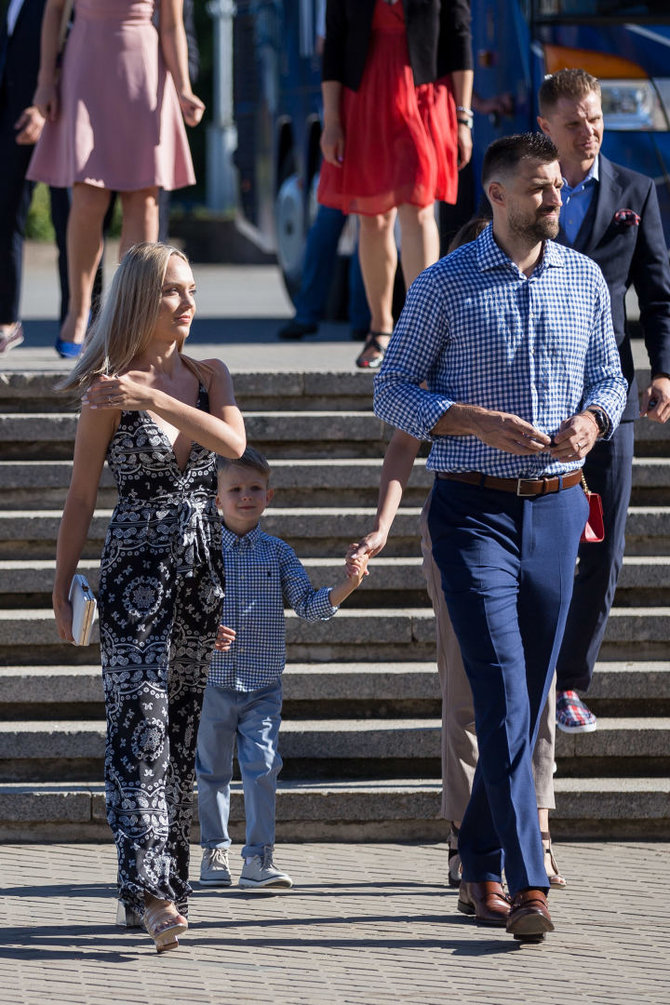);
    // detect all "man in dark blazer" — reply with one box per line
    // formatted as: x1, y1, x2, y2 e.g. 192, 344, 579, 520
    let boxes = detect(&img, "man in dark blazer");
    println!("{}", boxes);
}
0, 0, 69, 354
538, 68, 670, 732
